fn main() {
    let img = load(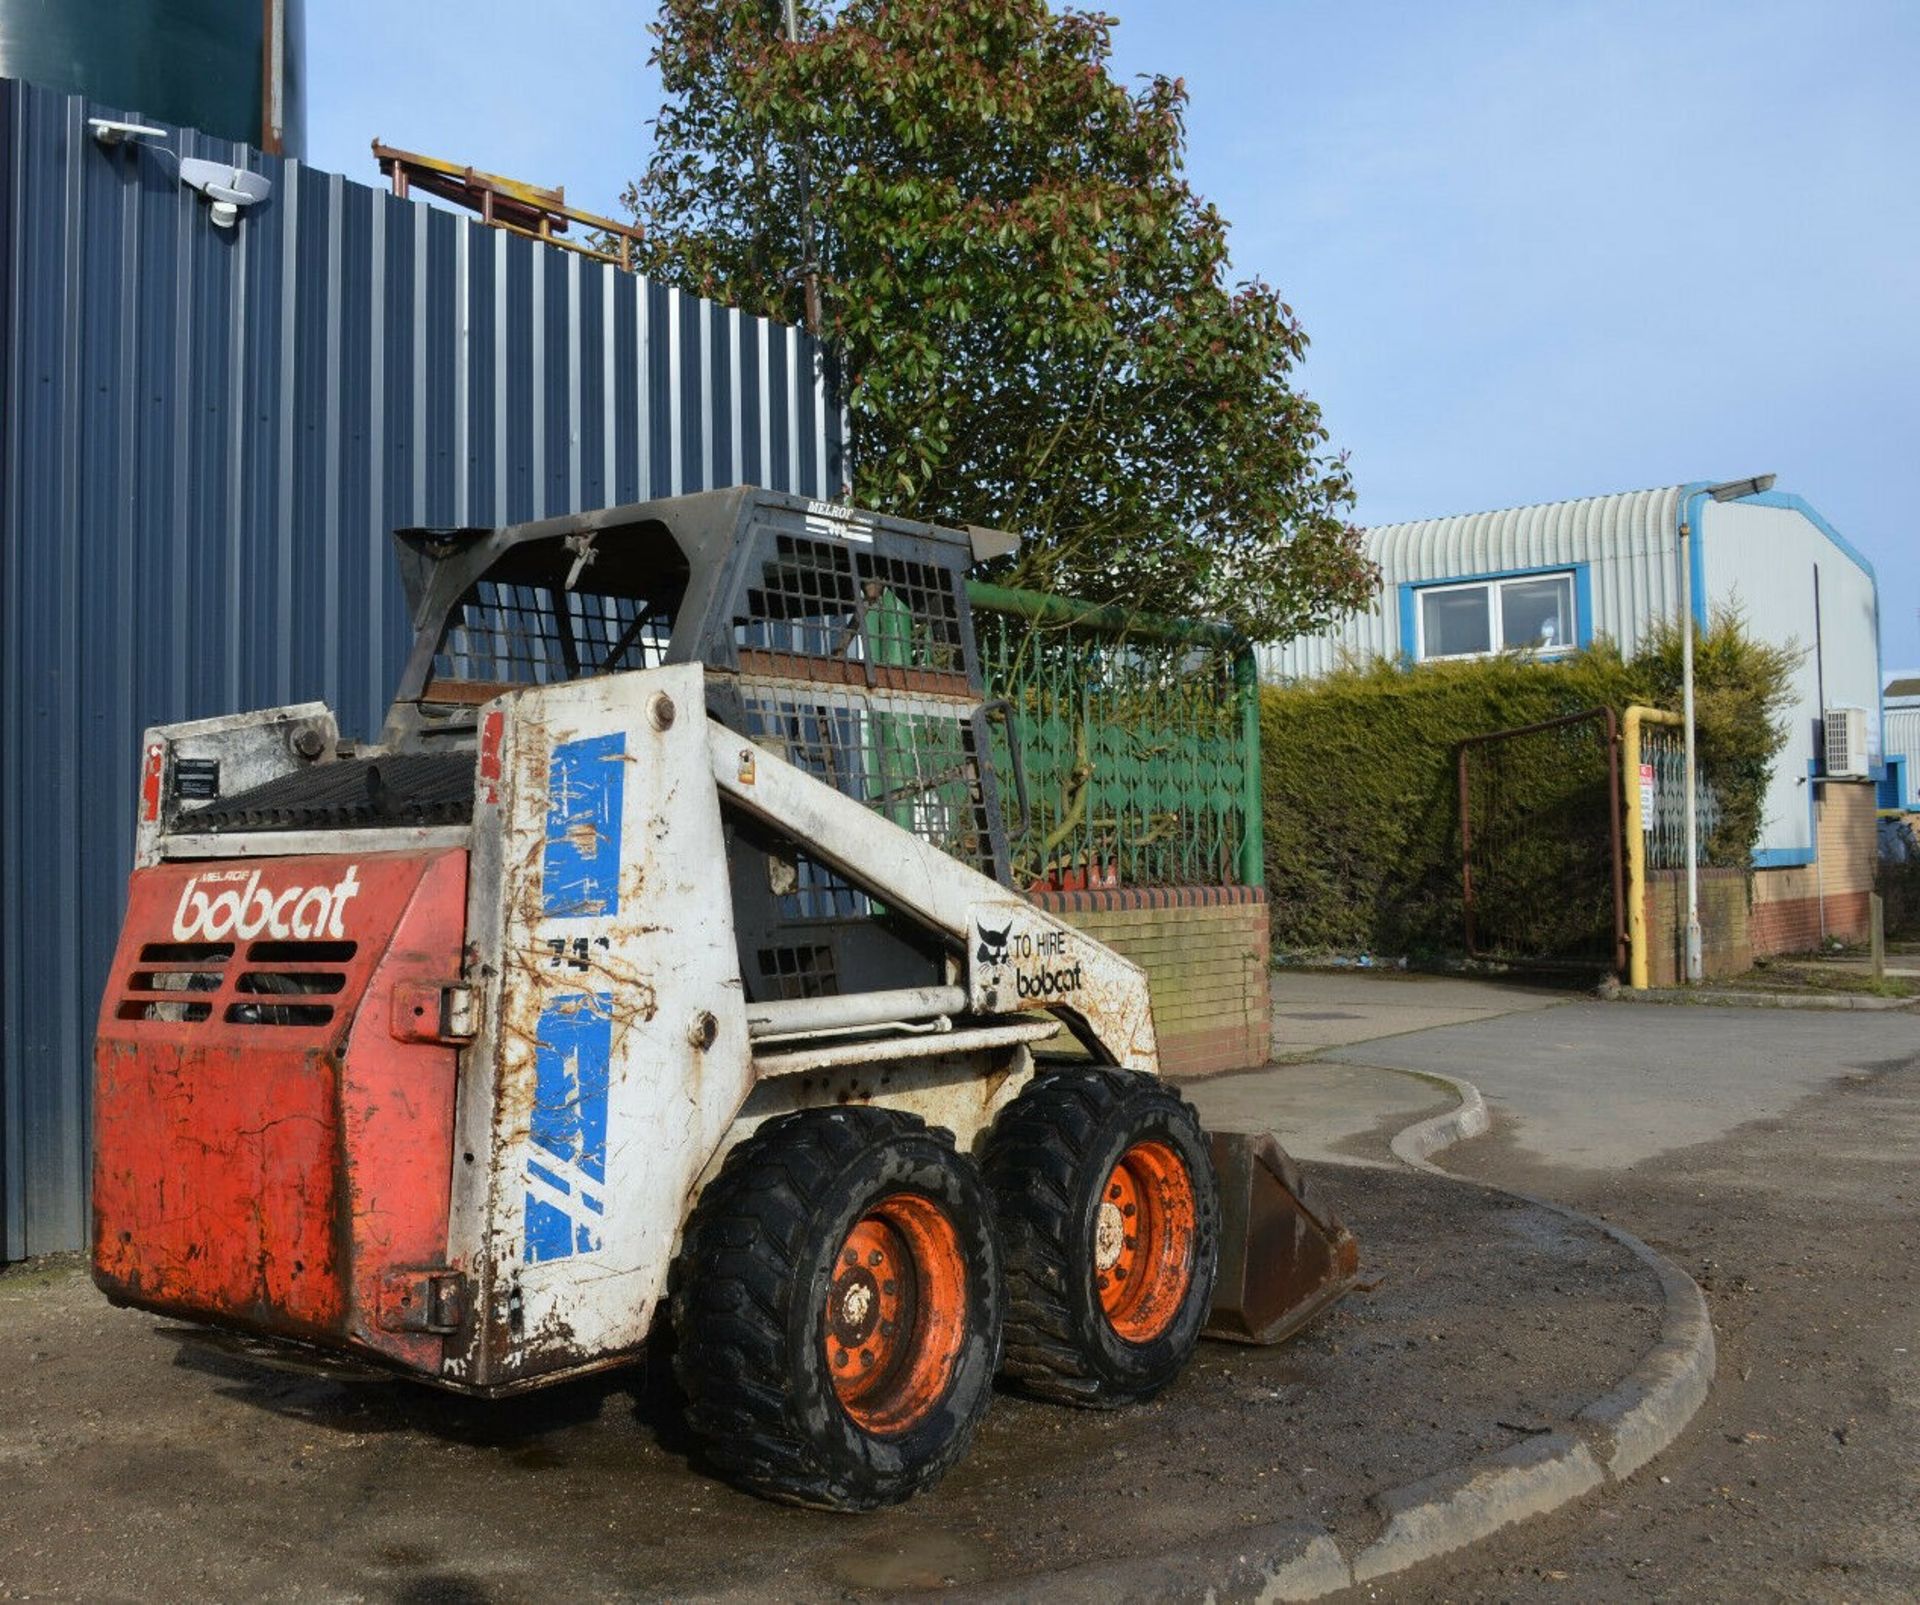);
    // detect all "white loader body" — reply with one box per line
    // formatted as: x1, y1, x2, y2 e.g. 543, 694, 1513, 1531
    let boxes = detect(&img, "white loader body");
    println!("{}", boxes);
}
450, 663, 1155, 1390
